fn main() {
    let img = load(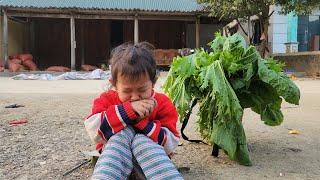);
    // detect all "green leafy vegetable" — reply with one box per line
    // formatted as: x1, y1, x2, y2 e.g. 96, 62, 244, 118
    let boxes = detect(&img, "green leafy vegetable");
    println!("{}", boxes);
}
164, 33, 300, 166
